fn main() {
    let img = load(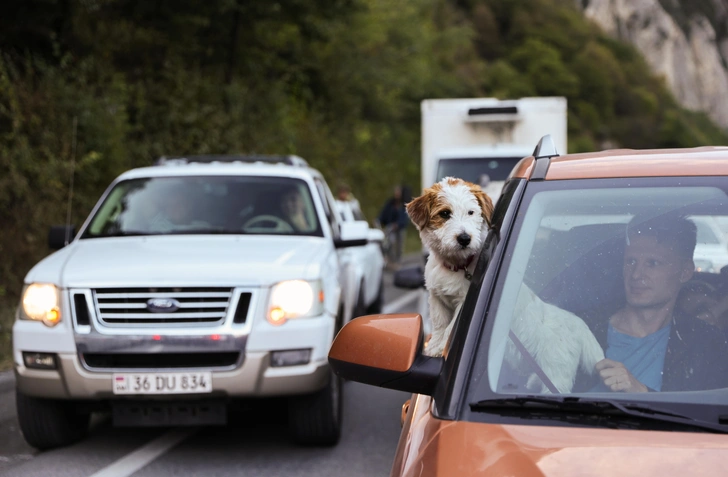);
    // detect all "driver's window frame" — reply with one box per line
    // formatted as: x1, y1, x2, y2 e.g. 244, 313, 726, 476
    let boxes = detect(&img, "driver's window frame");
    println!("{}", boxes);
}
314, 178, 341, 240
